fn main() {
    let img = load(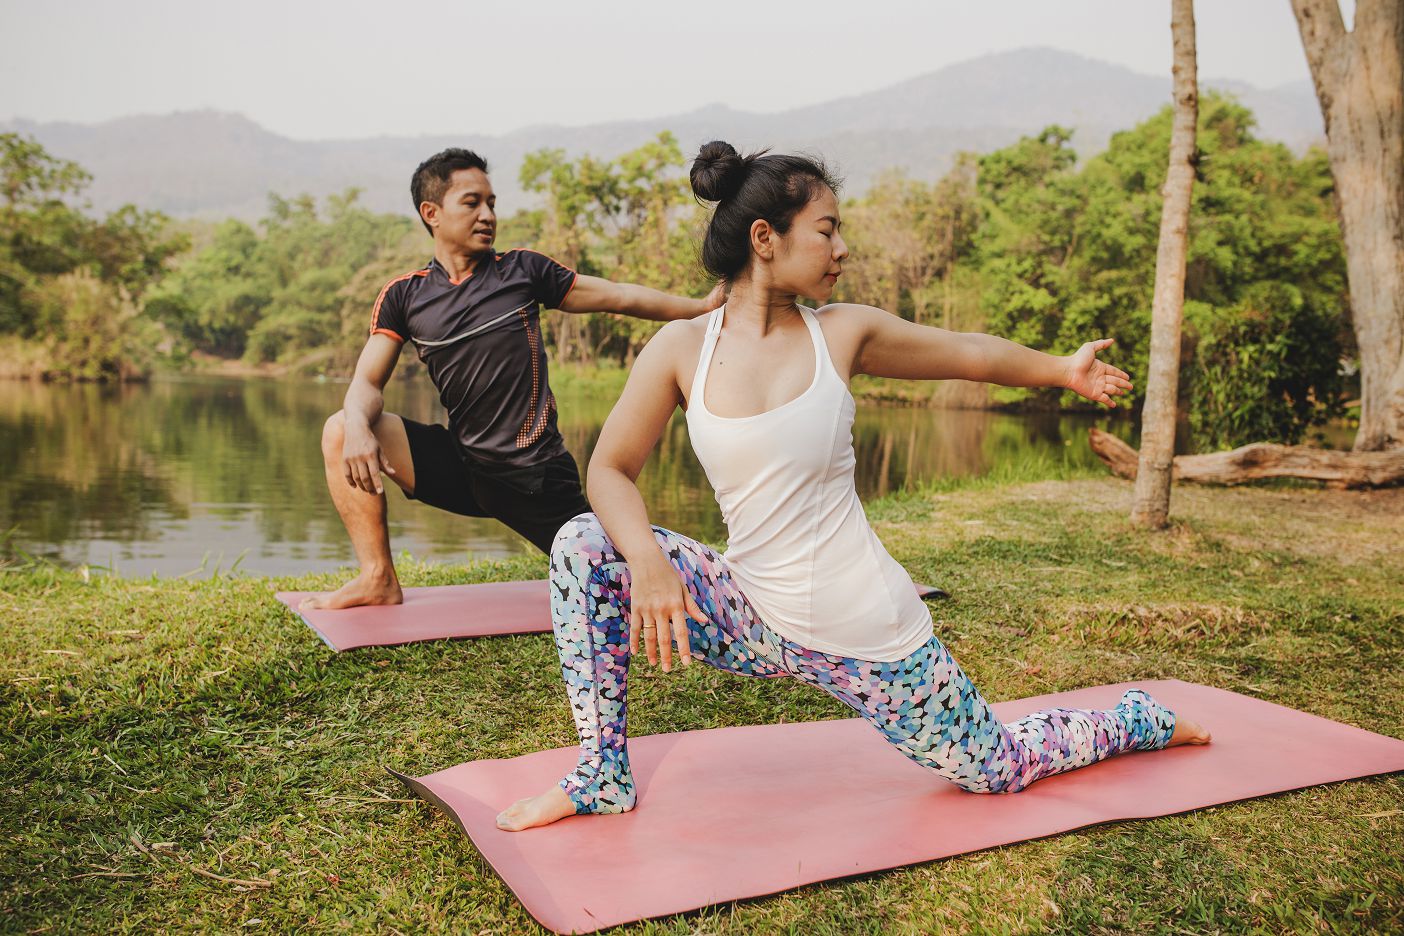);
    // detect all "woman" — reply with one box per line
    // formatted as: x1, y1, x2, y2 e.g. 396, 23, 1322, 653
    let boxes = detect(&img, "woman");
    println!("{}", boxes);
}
498, 142, 1210, 832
